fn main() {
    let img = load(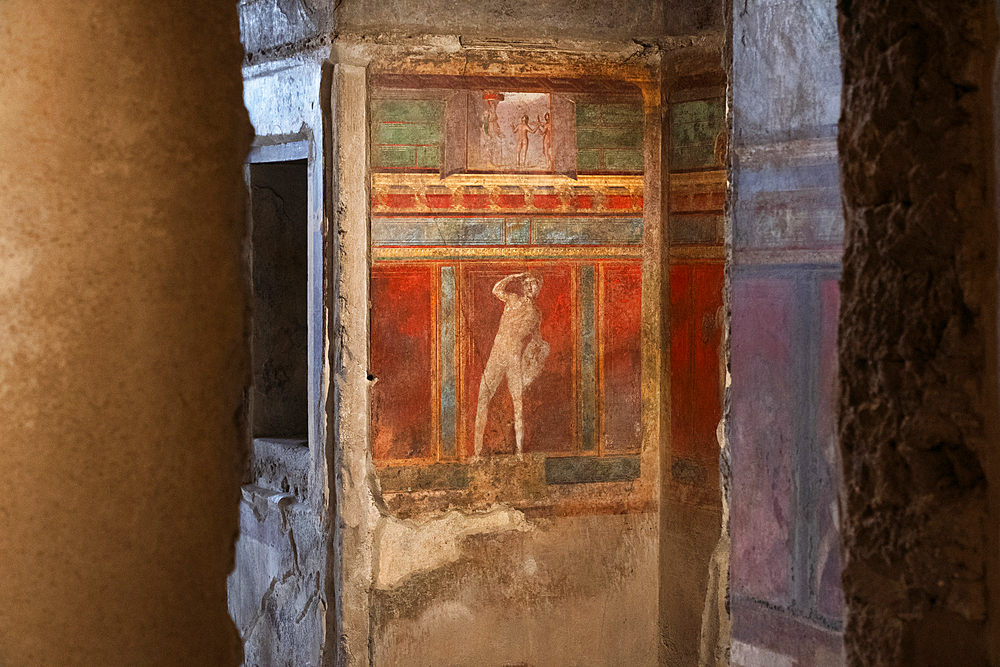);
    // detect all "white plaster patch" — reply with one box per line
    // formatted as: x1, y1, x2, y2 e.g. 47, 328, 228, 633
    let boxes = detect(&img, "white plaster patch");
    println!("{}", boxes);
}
243, 56, 322, 138
374, 507, 531, 589
731, 641, 794, 667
